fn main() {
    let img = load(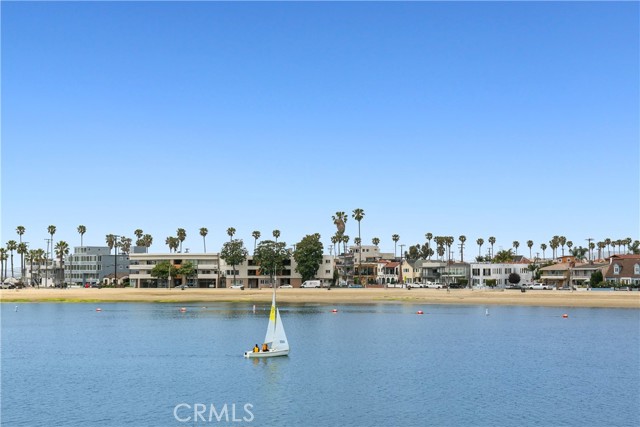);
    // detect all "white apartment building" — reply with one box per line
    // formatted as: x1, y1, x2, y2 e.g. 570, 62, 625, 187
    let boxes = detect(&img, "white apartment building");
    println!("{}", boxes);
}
129, 252, 335, 288
469, 262, 533, 288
